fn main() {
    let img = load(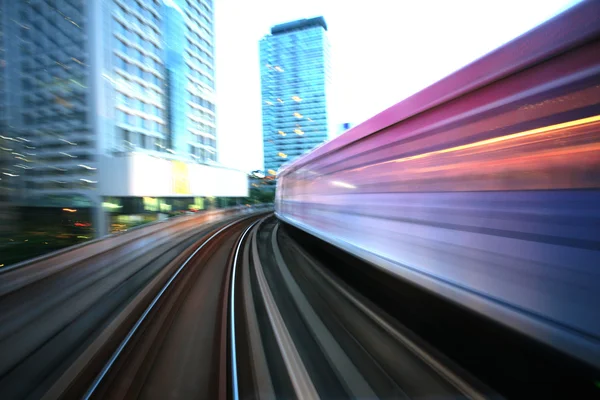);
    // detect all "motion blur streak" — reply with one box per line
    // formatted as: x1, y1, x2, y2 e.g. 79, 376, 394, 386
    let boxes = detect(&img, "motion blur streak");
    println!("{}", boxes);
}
340, 115, 600, 193
275, 1, 600, 369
